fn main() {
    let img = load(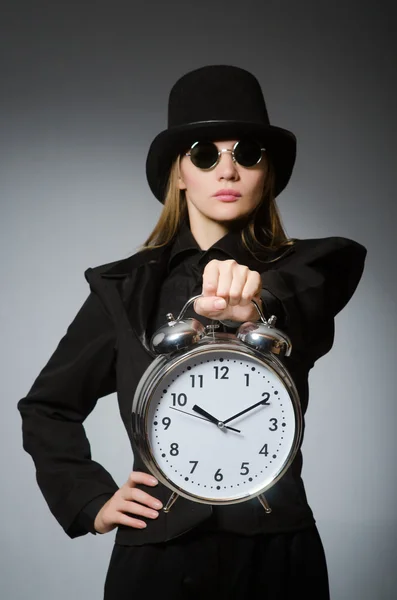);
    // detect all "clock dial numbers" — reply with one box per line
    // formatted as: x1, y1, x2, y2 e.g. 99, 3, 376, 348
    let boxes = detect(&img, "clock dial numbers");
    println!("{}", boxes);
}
240, 462, 249, 475
162, 417, 171, 430
214, 469, 223, 481
259, 443, 269, 456
213, 365, 229, 379
147, 350, 297, 502
171, 393, 187, 407
190, 374, 203, 388
189, 461, 198, 474
169, 443, 179, 456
